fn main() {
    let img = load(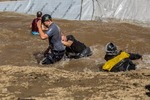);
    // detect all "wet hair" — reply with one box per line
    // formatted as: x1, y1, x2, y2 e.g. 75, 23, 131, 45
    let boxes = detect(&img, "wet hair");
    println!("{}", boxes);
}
37, 11, 42, 17
41, 14, 52, 23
